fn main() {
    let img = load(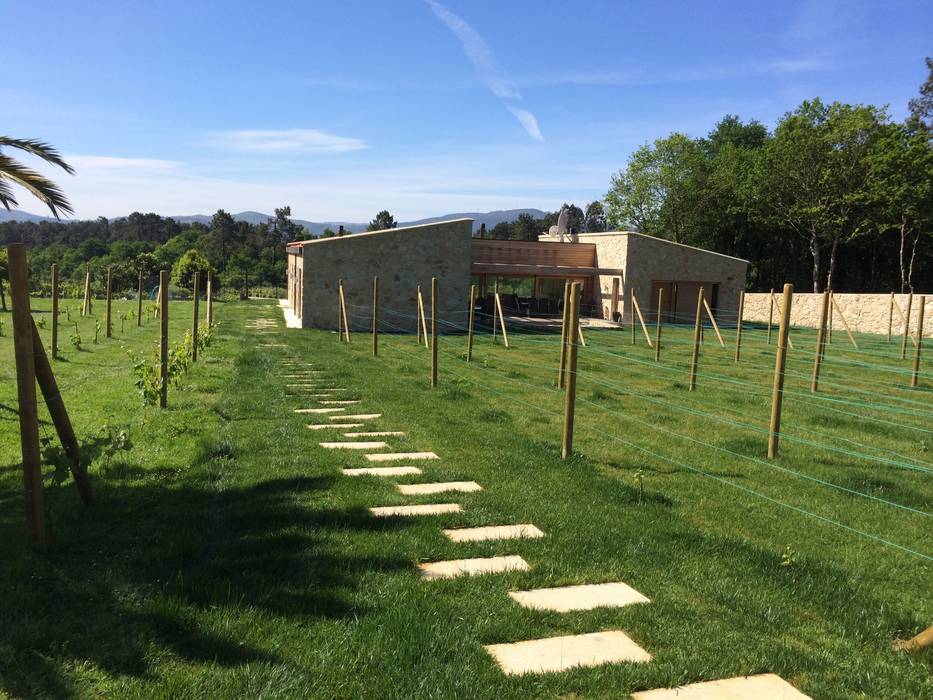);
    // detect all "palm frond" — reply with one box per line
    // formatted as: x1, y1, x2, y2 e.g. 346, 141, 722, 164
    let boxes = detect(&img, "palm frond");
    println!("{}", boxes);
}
0, 177, 18, 210
0, 136, 75, 174
0, 153, 74, 218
